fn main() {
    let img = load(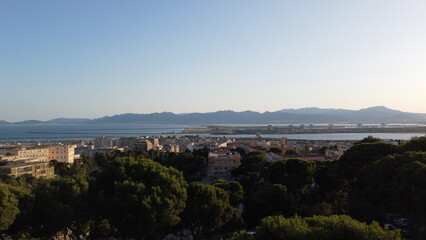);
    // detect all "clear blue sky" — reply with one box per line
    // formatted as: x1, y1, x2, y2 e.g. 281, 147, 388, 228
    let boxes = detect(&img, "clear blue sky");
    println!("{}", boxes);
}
1, 0, 425, 121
